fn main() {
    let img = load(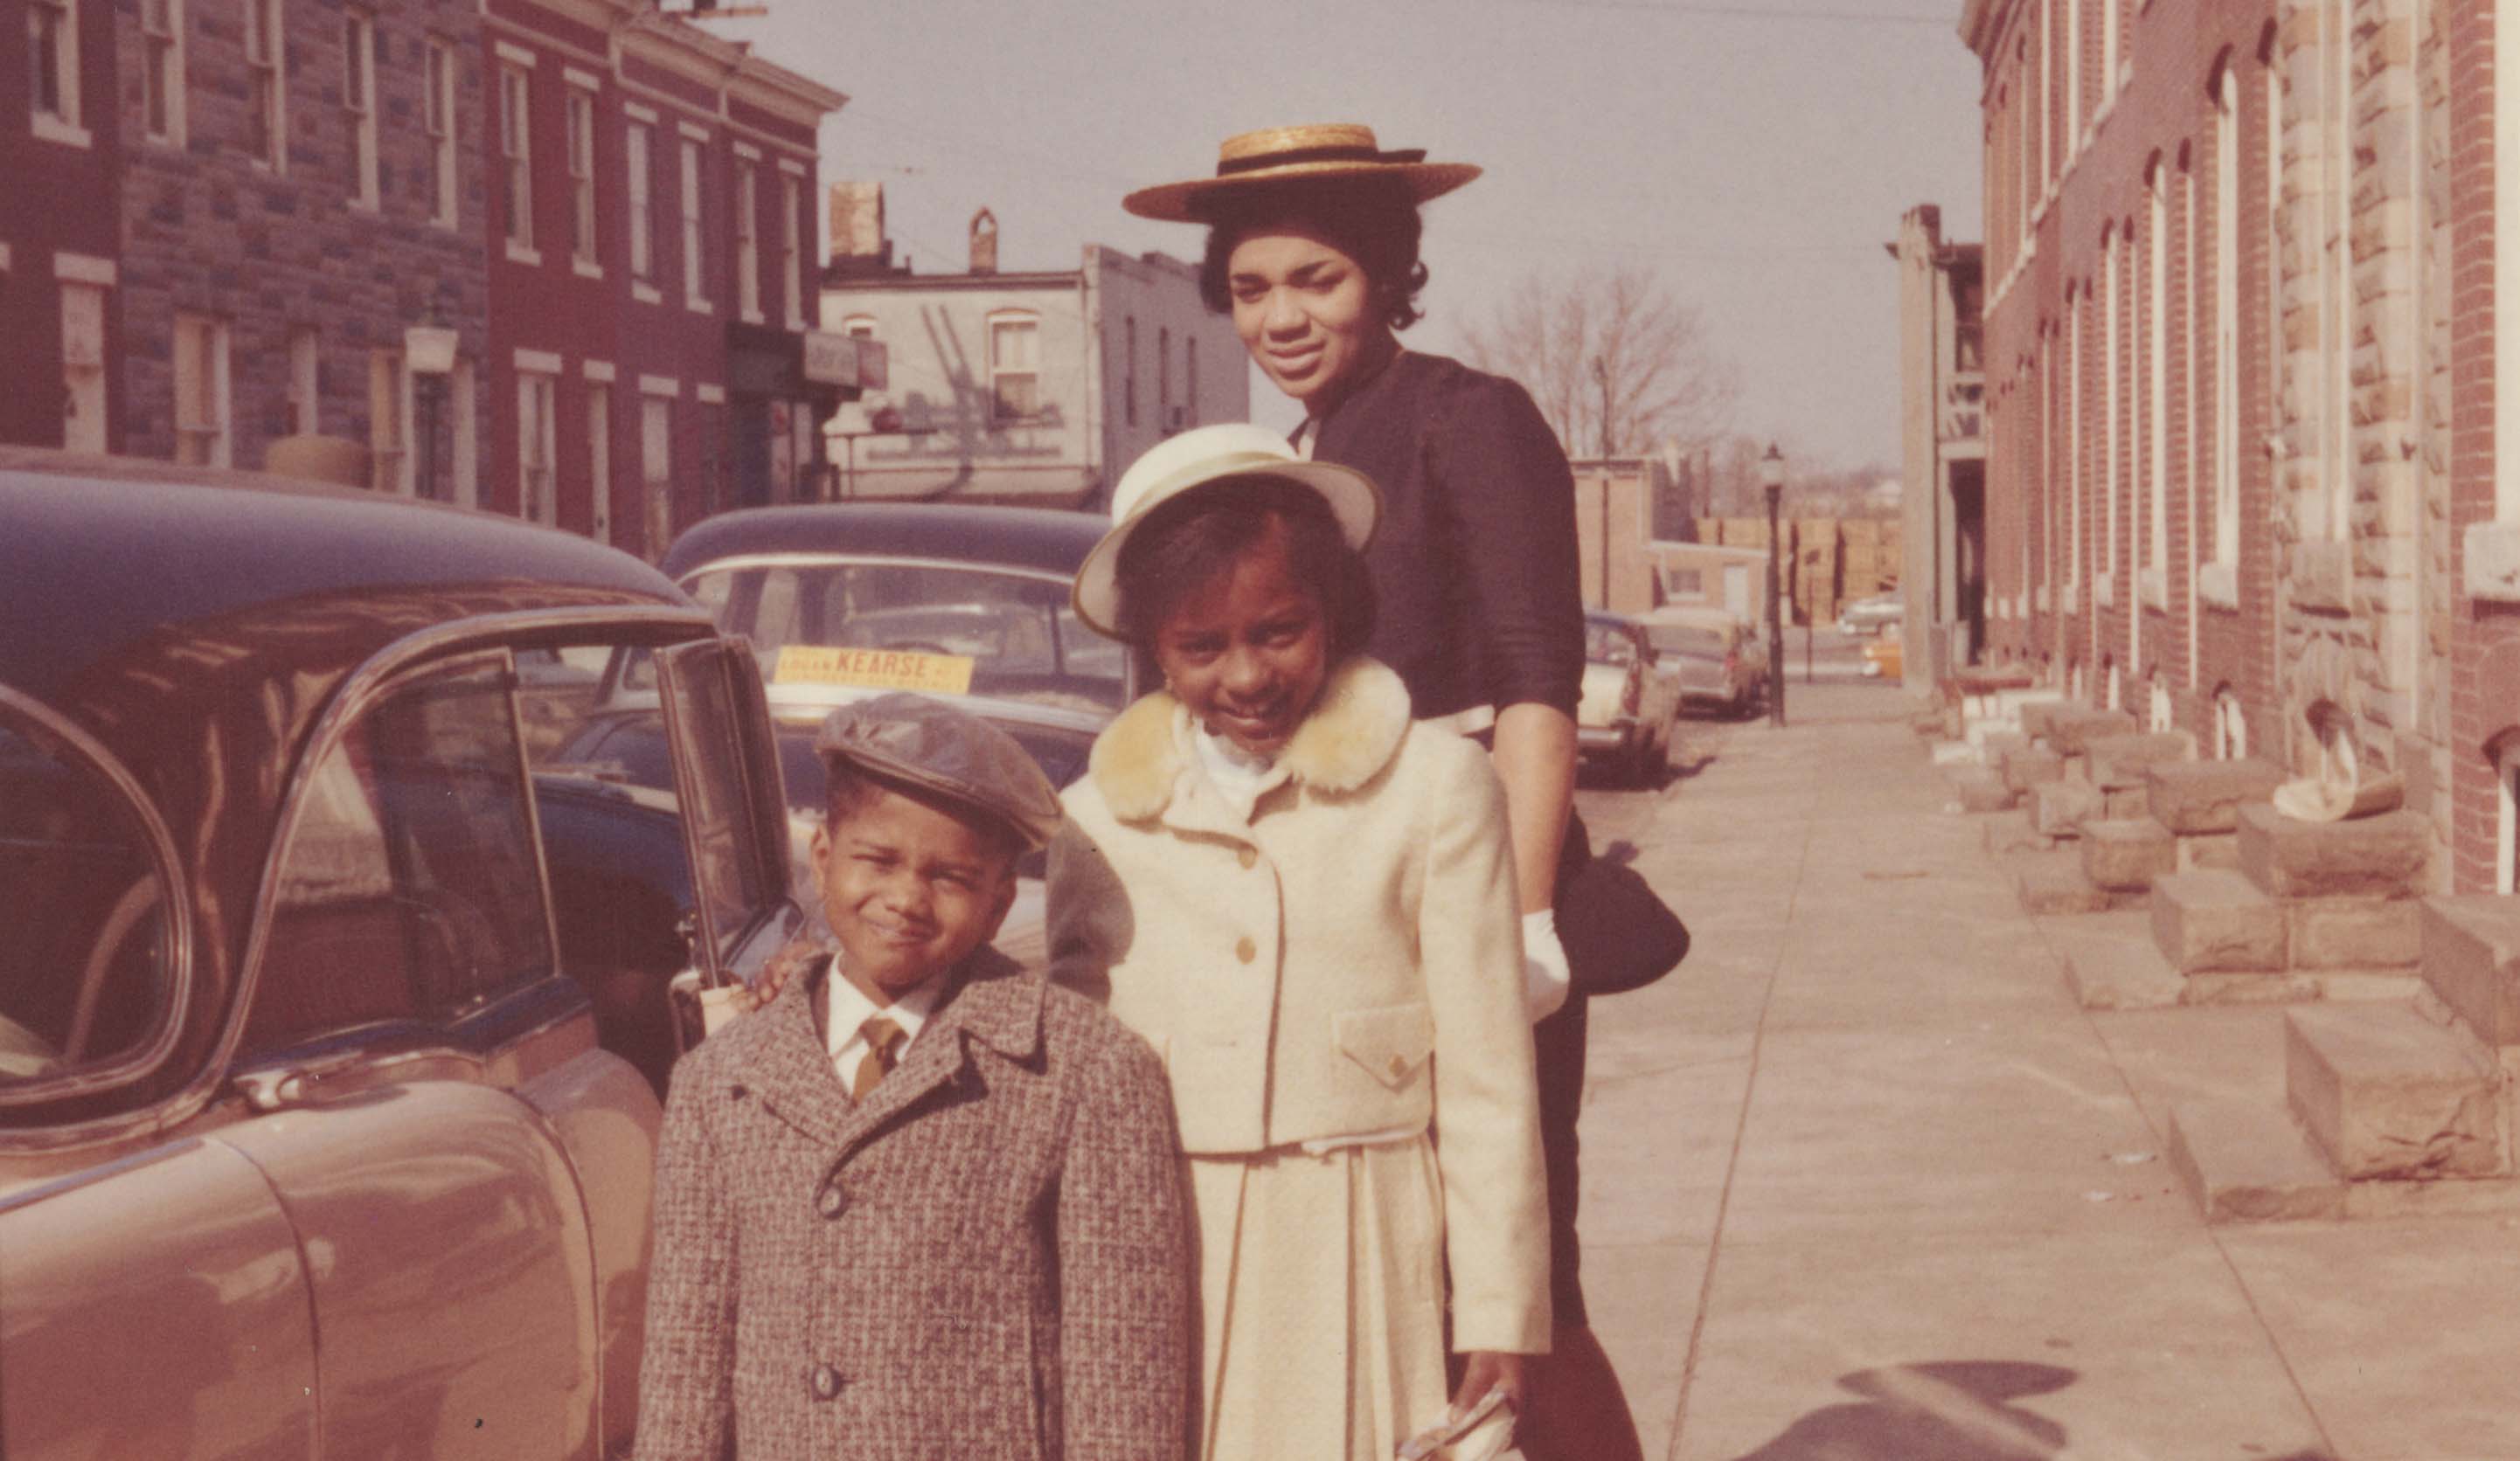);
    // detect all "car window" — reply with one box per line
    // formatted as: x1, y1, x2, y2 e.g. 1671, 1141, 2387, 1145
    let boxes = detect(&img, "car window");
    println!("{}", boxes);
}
1585, 620, 1636, 665
1650, 625, 1728, 654
691, 562, 1128, 714
241, 657, 553, 1056
0, 715, 174, 1088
